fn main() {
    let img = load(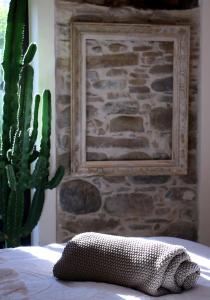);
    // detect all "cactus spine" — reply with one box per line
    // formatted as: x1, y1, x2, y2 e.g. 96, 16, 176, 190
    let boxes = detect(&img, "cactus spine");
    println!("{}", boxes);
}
0, 0, 64, 248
